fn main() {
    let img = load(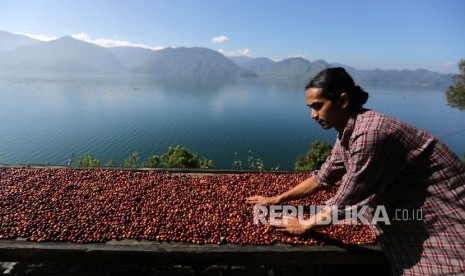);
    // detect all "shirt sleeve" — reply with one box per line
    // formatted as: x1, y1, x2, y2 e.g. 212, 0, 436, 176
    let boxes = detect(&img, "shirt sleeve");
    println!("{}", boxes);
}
313, 140, 346, 188
326, 128, 402, 212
